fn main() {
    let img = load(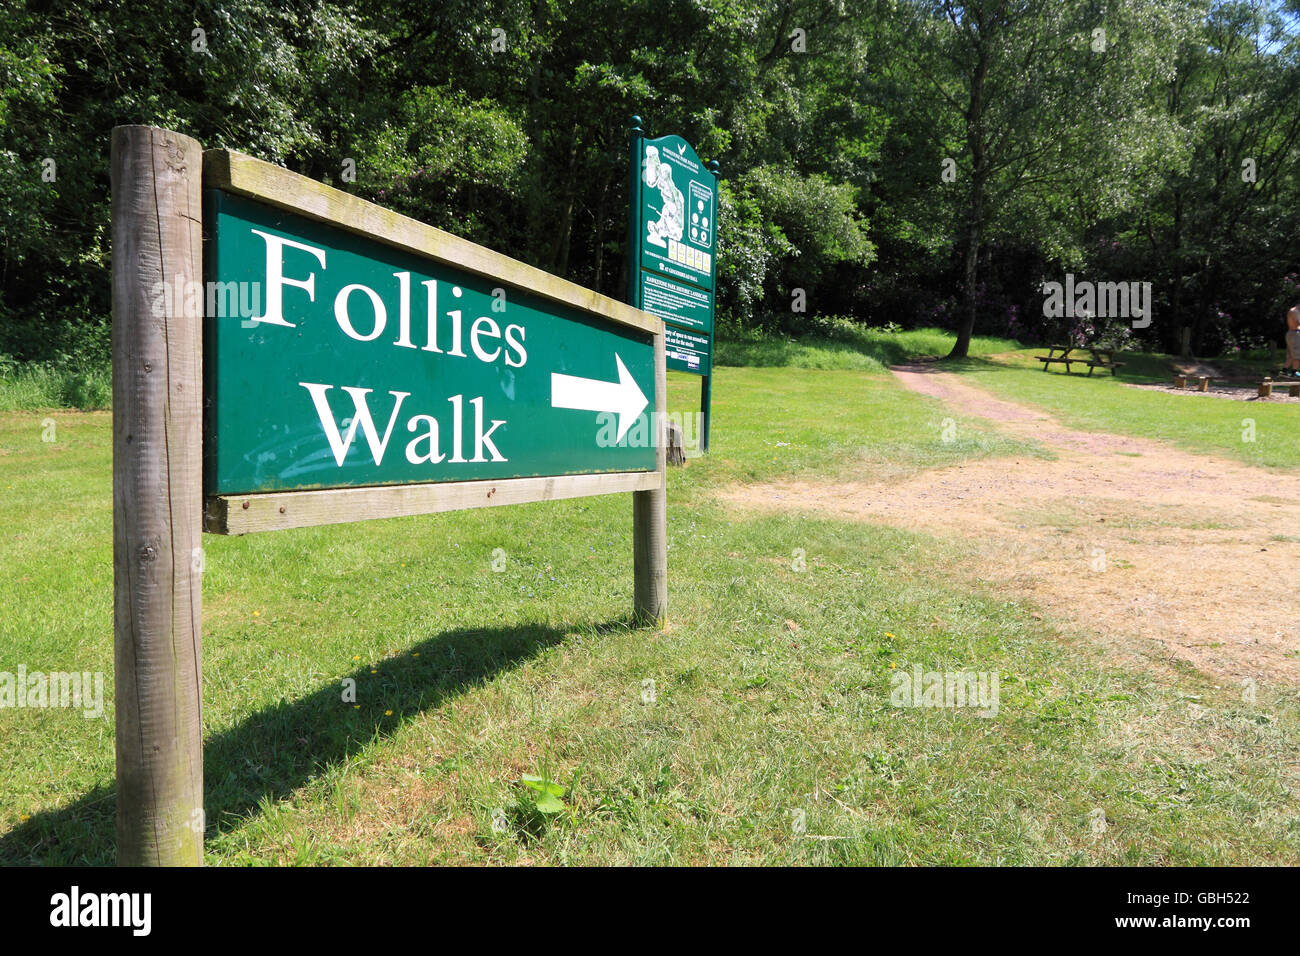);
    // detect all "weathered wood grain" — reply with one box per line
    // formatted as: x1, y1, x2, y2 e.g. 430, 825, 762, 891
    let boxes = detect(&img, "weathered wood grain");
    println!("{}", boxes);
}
633, 332, 668, 625
112, 126, 204, 866
206, 470, 661, 535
